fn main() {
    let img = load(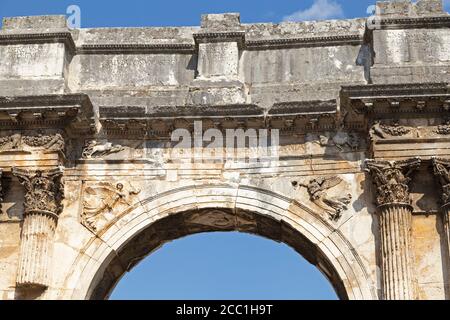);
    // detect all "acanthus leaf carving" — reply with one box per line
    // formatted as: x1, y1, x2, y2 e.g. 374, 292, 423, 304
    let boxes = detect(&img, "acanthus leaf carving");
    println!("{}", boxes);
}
298, 176, 352, 221
365, 158, 421, 207
431, 157, 450, 206
12, 167, 64, 217
81, 182, 140, 232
